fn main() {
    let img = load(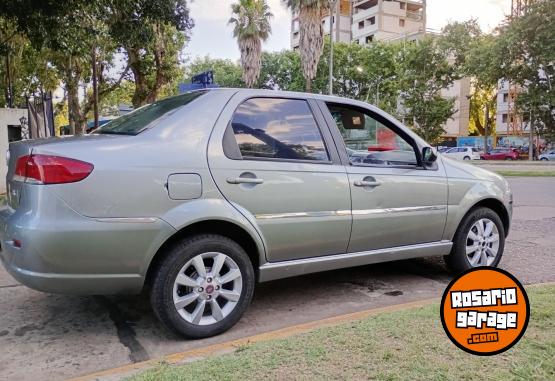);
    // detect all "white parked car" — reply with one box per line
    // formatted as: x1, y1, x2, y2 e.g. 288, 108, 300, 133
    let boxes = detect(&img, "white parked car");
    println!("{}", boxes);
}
442, 147, 482, 161
539, 150, 555, 161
